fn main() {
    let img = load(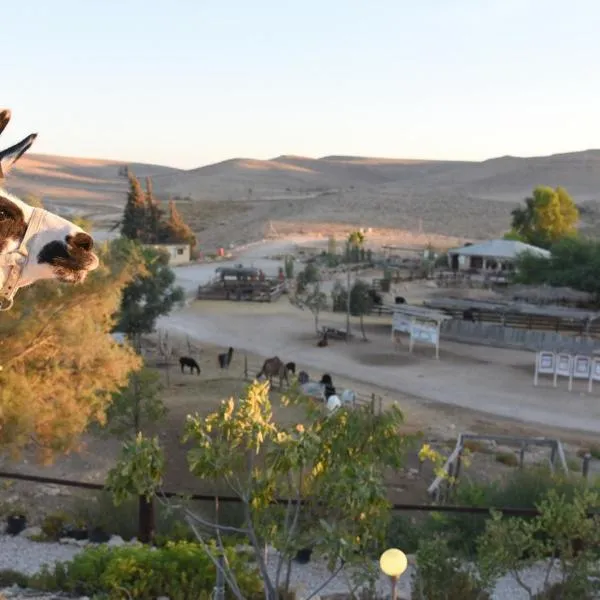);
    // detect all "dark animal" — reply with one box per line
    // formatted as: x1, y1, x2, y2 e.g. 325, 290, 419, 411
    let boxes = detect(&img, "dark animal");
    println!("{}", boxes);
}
319, 374, 336, 400
463, 308, 477, 322
285, 362, 296, 375
218, 346, 234, 369
317, 331, 329, 347
179, 356, 200, 375
298, 370, 310, 385
257, 356, 289, 388
395, 296, 406, 304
